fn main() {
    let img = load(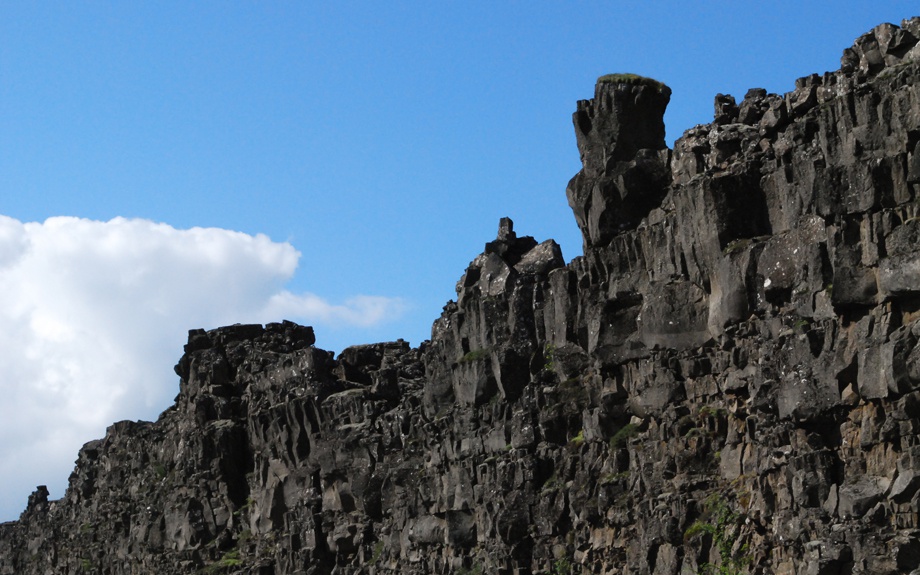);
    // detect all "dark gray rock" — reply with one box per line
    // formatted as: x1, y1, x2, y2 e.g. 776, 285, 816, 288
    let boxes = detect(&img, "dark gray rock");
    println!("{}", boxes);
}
567, 76, 672, 250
